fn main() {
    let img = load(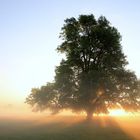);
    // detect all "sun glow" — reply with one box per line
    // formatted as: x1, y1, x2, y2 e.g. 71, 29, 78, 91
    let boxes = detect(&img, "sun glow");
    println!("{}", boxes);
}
109, 109, 129, 116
